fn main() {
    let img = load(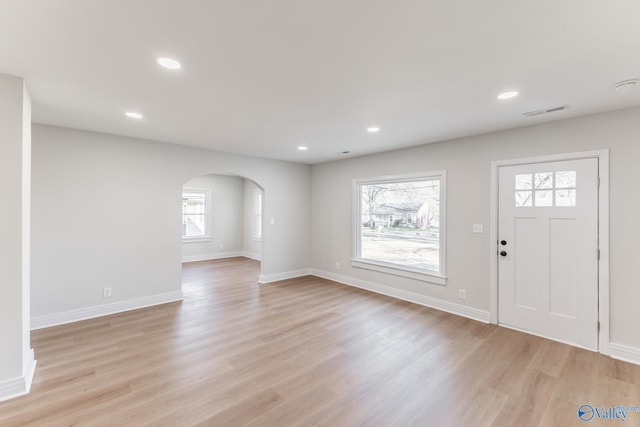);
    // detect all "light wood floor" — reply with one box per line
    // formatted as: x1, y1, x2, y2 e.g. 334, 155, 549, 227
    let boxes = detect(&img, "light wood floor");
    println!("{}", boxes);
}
1, 257, 639, 426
